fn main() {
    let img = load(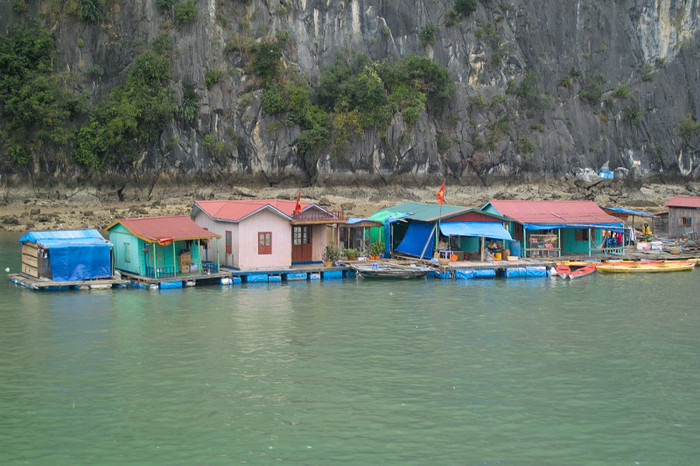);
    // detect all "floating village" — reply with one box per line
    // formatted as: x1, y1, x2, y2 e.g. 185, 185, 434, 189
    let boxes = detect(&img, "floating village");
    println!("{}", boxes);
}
7, 191, 700, 291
